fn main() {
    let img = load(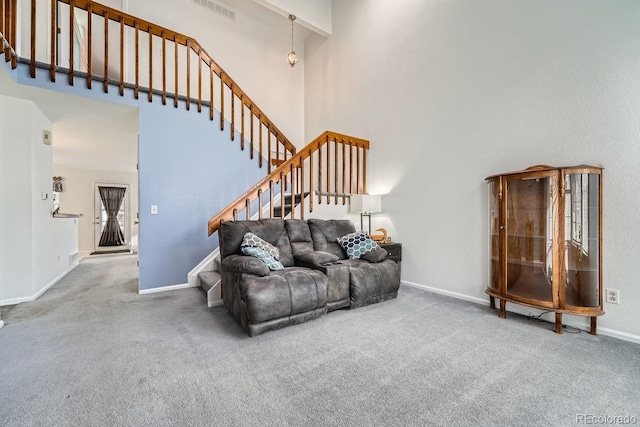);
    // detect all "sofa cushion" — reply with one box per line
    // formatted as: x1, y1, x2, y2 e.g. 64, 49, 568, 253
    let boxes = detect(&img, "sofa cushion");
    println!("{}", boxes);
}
219, 219, 294, 267
241, 246, 284, 271
337, 231, 379, 259
285, 219, 315, 256
239, 267, 328, 324
294, 251, 340, 267
241, 232, 280, 259
308, 219, 356, 259
340, 259, 400, 308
